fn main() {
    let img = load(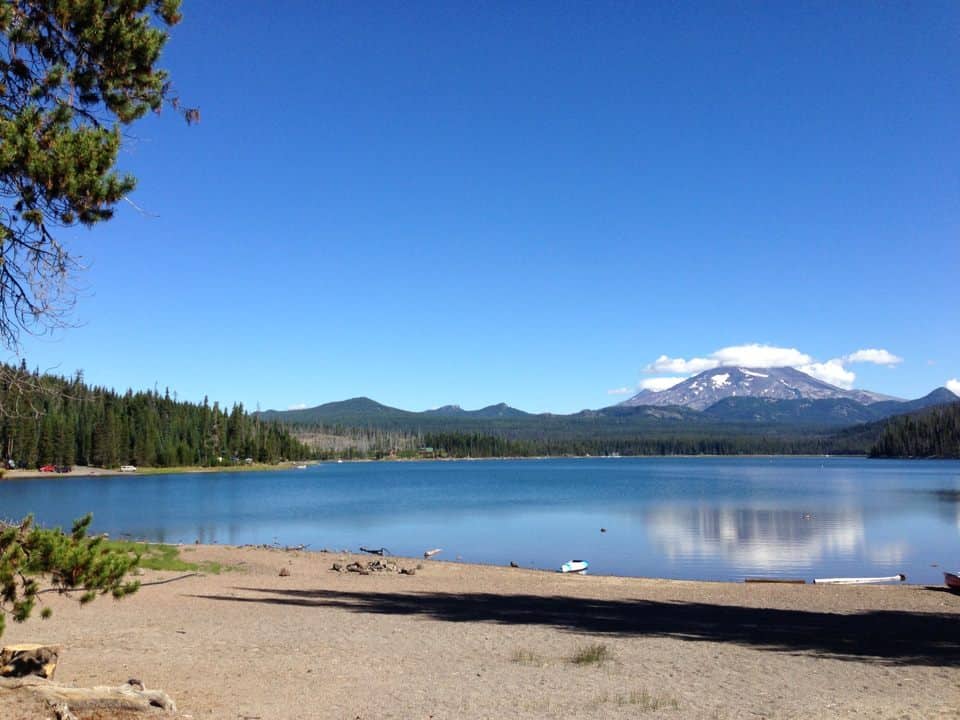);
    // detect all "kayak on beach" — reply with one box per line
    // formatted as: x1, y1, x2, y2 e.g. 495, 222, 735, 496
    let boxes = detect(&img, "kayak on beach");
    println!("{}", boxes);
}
813, 574, 905, 585
560, 560, 589, 574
